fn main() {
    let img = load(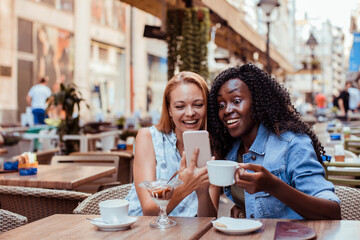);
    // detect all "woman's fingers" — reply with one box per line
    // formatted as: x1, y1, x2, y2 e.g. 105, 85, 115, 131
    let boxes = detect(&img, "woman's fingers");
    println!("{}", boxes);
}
238, 163, 263, 172
230, 205, 242, 218
180, 151, 186, 170
234, 171, 251, 186
187, 148, 199, 169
